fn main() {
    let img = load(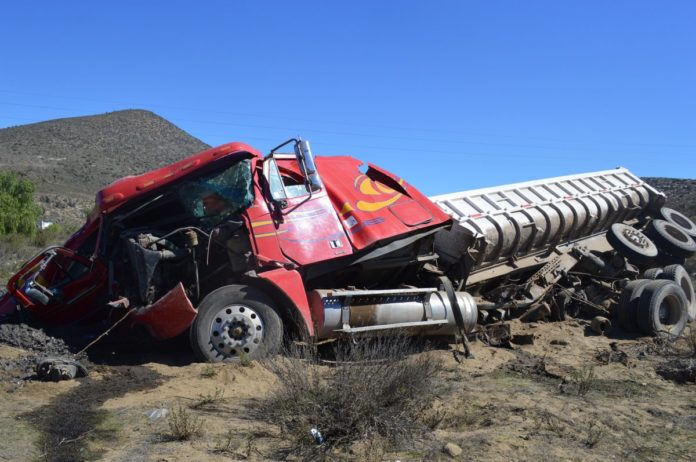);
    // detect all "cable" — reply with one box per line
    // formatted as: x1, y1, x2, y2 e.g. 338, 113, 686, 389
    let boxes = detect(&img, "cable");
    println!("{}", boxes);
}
0, 91, 693, 150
